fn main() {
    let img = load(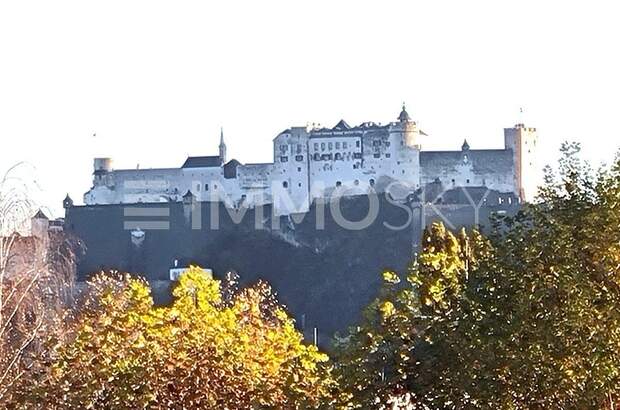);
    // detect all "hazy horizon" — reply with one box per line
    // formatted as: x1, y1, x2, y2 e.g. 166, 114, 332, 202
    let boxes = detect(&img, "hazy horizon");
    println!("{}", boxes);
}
1, 0, 619, 217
